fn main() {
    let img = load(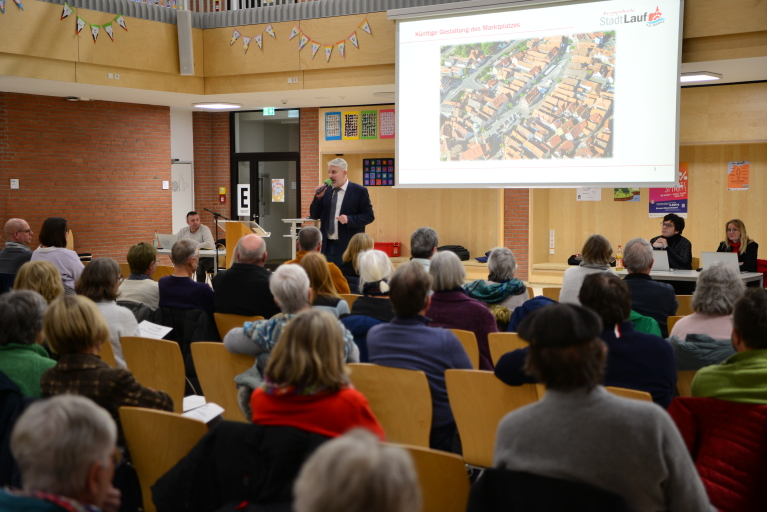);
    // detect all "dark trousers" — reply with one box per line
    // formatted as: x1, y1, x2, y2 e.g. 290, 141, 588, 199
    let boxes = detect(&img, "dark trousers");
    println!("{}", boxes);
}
195, 257, 215, 283
325, 240, 344, 267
